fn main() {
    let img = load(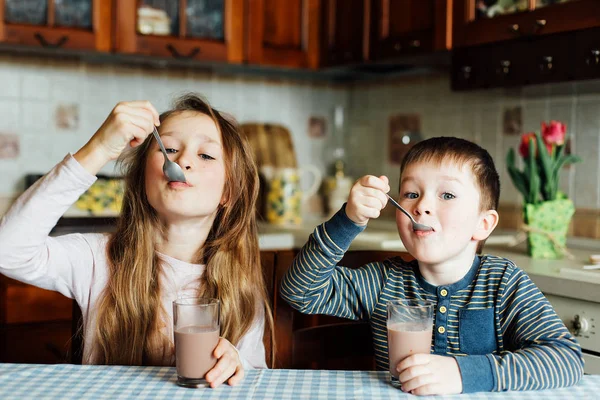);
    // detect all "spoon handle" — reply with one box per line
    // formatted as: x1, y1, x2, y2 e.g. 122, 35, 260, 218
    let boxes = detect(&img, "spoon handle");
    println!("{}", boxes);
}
152, 126, 169, 161
386, 194, 413, 221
